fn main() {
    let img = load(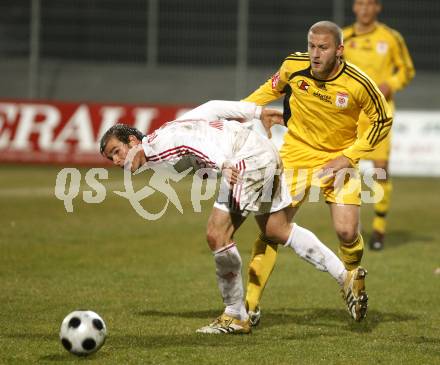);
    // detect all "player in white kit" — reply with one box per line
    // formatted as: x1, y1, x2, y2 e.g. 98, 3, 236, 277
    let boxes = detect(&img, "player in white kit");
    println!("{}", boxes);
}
100, 100, 365, 334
